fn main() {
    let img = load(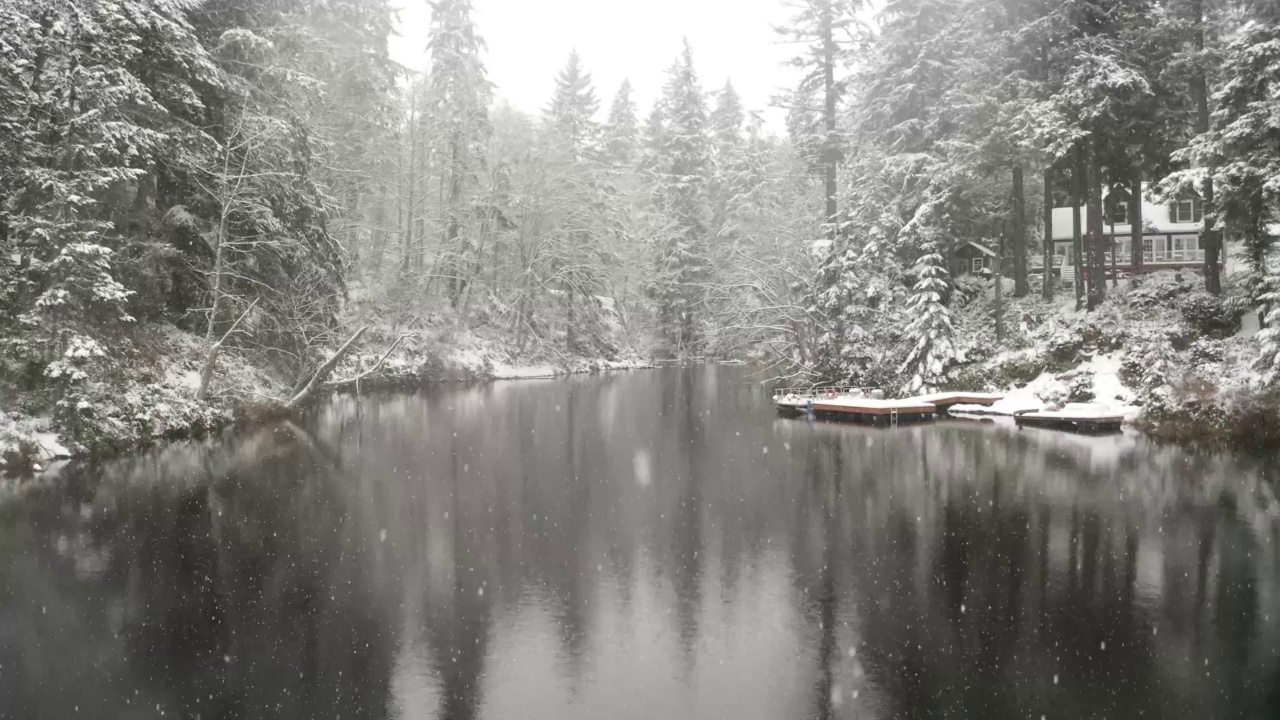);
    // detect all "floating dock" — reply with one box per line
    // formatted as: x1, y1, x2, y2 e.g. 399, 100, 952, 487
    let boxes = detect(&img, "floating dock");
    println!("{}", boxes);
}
1013, 406, 1125, 434
773, 387, 945, 426
906, 392, 1004, 412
